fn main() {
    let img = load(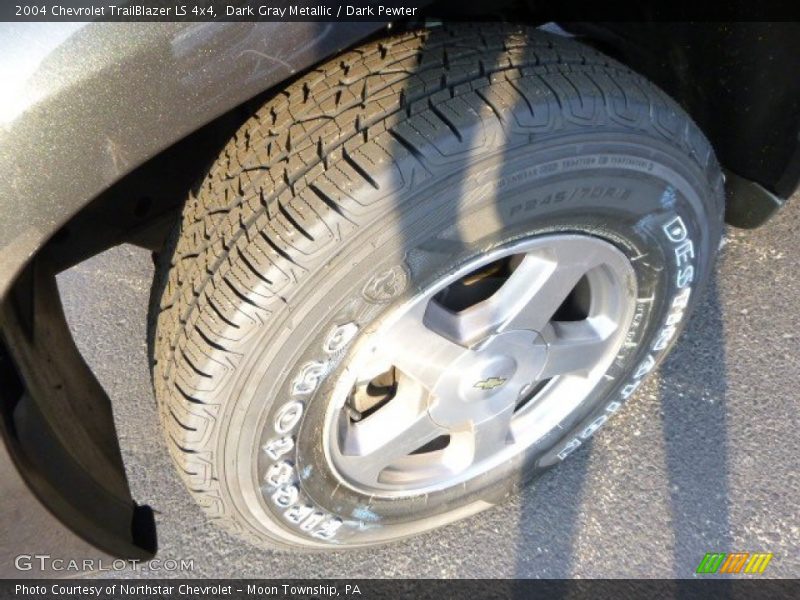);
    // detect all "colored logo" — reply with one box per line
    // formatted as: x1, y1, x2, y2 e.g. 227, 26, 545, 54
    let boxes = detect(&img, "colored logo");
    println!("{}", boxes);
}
473, 377, 507, 390
696, 552, 773, 575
